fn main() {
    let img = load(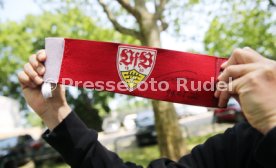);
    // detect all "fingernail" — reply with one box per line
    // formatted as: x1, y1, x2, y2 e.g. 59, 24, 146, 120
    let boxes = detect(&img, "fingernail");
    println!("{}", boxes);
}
37, 53, 45, 61
35, 76, 43, 84
221, 61, 227, 68
217, 73, 223, 80
37, 53, 42, 60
